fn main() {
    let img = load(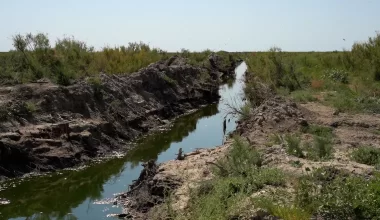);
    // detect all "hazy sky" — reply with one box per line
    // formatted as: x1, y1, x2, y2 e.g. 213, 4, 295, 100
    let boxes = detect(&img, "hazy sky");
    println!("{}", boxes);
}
0, 0, 379, 52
